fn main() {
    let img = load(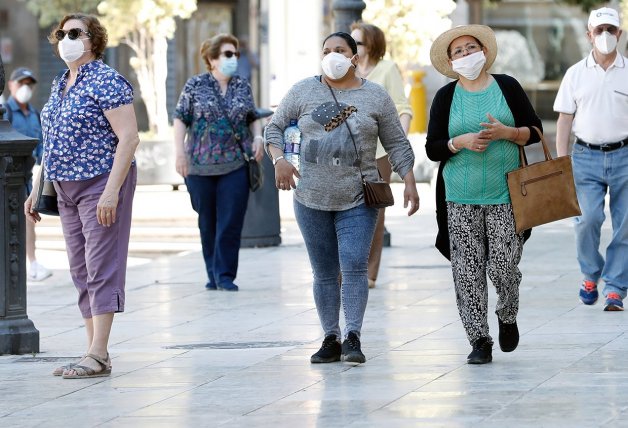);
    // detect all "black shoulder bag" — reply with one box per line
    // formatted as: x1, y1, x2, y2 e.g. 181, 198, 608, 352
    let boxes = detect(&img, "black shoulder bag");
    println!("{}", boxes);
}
33, 155, 59, 216
326, 83, 394, 208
